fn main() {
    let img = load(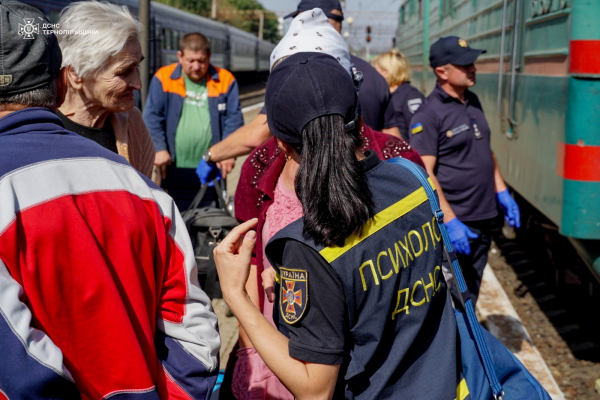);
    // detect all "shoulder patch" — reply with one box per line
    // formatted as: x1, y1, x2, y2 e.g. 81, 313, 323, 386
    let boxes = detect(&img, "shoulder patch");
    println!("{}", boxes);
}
407, 98, 422, 114
411, 122, 423, 134
279, 268, 308, 324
